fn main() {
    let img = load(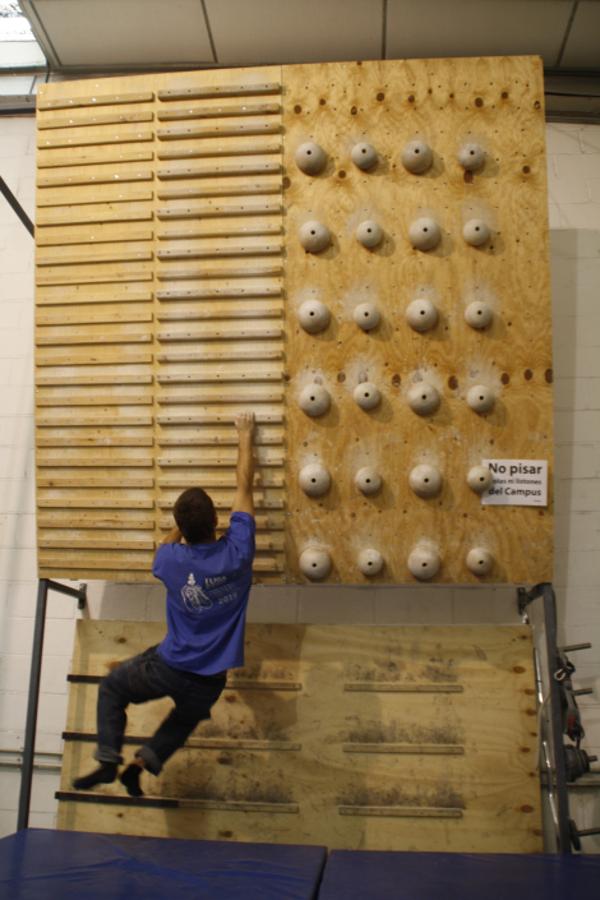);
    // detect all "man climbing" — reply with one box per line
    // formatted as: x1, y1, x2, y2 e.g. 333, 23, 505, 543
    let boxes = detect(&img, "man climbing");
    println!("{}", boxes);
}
73, 411, 256, 796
